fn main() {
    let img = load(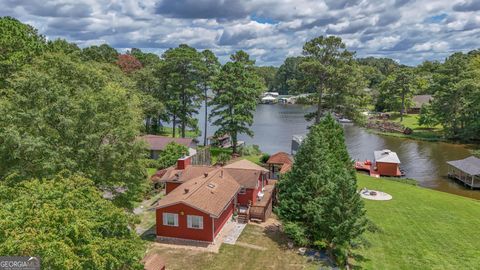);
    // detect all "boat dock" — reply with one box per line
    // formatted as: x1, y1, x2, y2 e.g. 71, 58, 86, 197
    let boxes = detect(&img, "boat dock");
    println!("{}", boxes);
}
355, 161, 380, 178
355, 149, 403, 177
